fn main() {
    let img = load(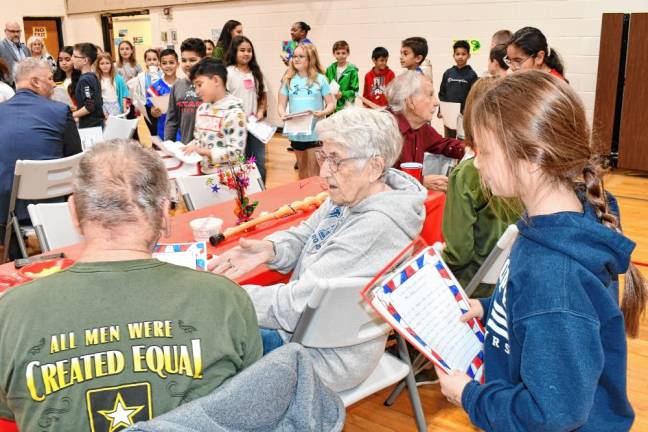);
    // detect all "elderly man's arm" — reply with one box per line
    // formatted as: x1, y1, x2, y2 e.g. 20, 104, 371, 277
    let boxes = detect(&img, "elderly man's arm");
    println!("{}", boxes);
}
62, 108, 82, 156
424, 124, 465, 159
